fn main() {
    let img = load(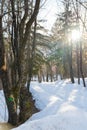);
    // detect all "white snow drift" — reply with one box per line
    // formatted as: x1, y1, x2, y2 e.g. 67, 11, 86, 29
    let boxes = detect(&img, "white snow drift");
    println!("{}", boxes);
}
0, 79, 87, 130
